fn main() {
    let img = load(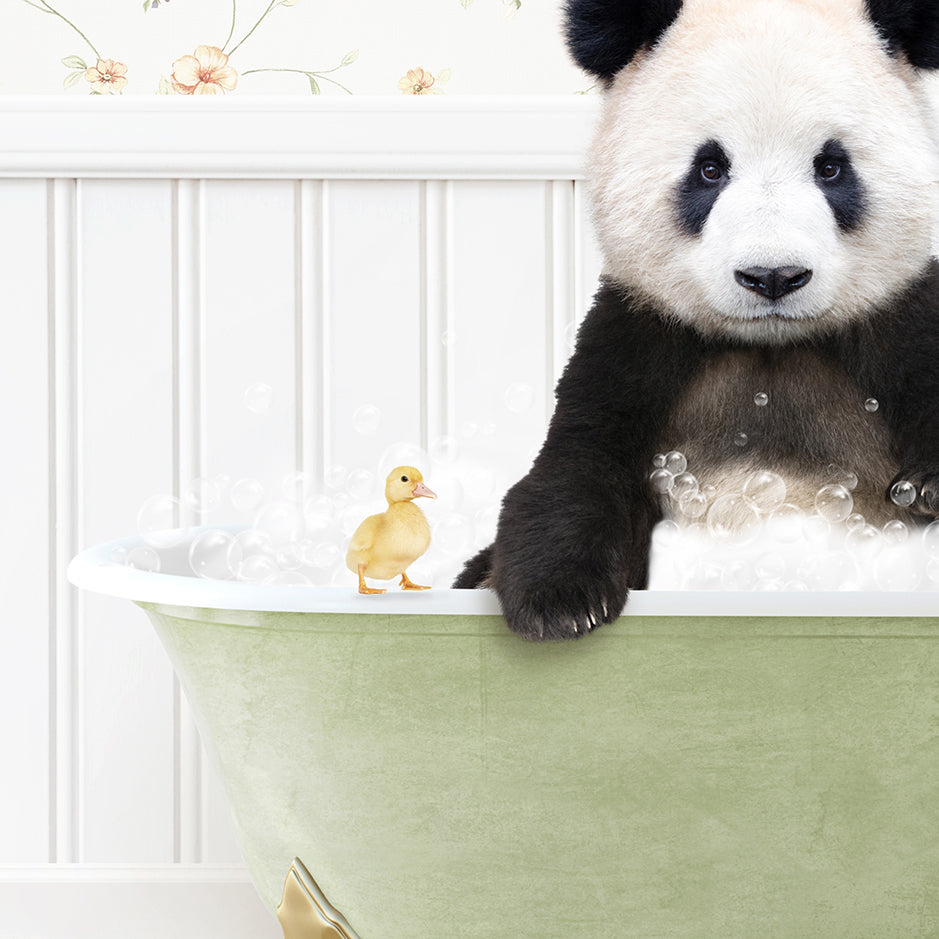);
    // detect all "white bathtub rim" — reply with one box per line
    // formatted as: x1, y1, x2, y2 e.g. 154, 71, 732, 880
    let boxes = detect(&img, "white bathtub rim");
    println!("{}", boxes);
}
67, 530, 939, 618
